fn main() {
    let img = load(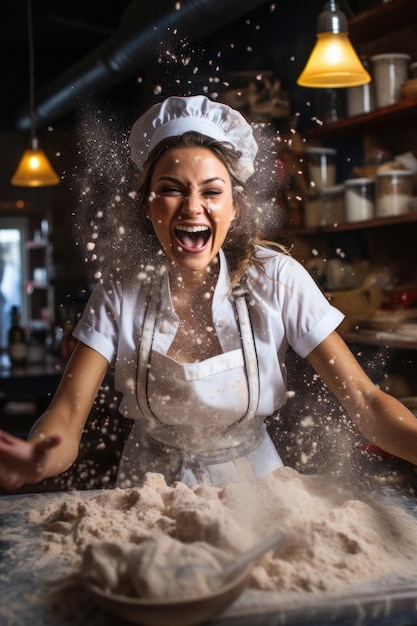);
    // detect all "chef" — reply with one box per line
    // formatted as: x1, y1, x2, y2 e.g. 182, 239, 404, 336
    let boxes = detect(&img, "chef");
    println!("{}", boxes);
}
1, 95, 417, 491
